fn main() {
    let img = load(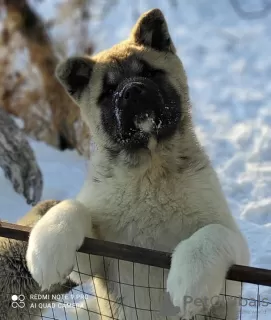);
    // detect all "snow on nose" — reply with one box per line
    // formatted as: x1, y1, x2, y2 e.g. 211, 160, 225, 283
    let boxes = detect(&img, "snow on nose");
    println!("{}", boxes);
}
134, 113, 155, 133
